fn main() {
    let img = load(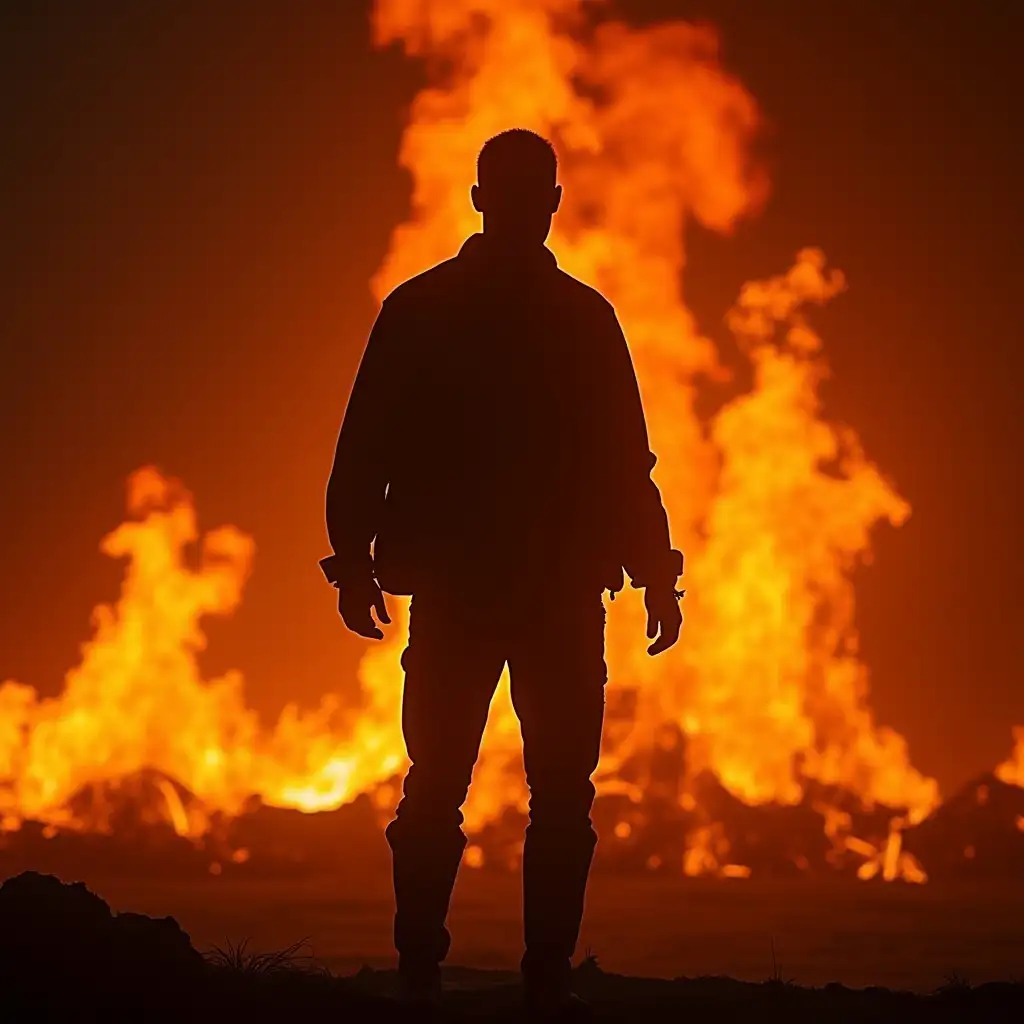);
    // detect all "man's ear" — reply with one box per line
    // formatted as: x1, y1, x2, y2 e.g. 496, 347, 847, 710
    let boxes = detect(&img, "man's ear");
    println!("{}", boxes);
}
552, 184, 563, 213
471, 183, 483, 213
